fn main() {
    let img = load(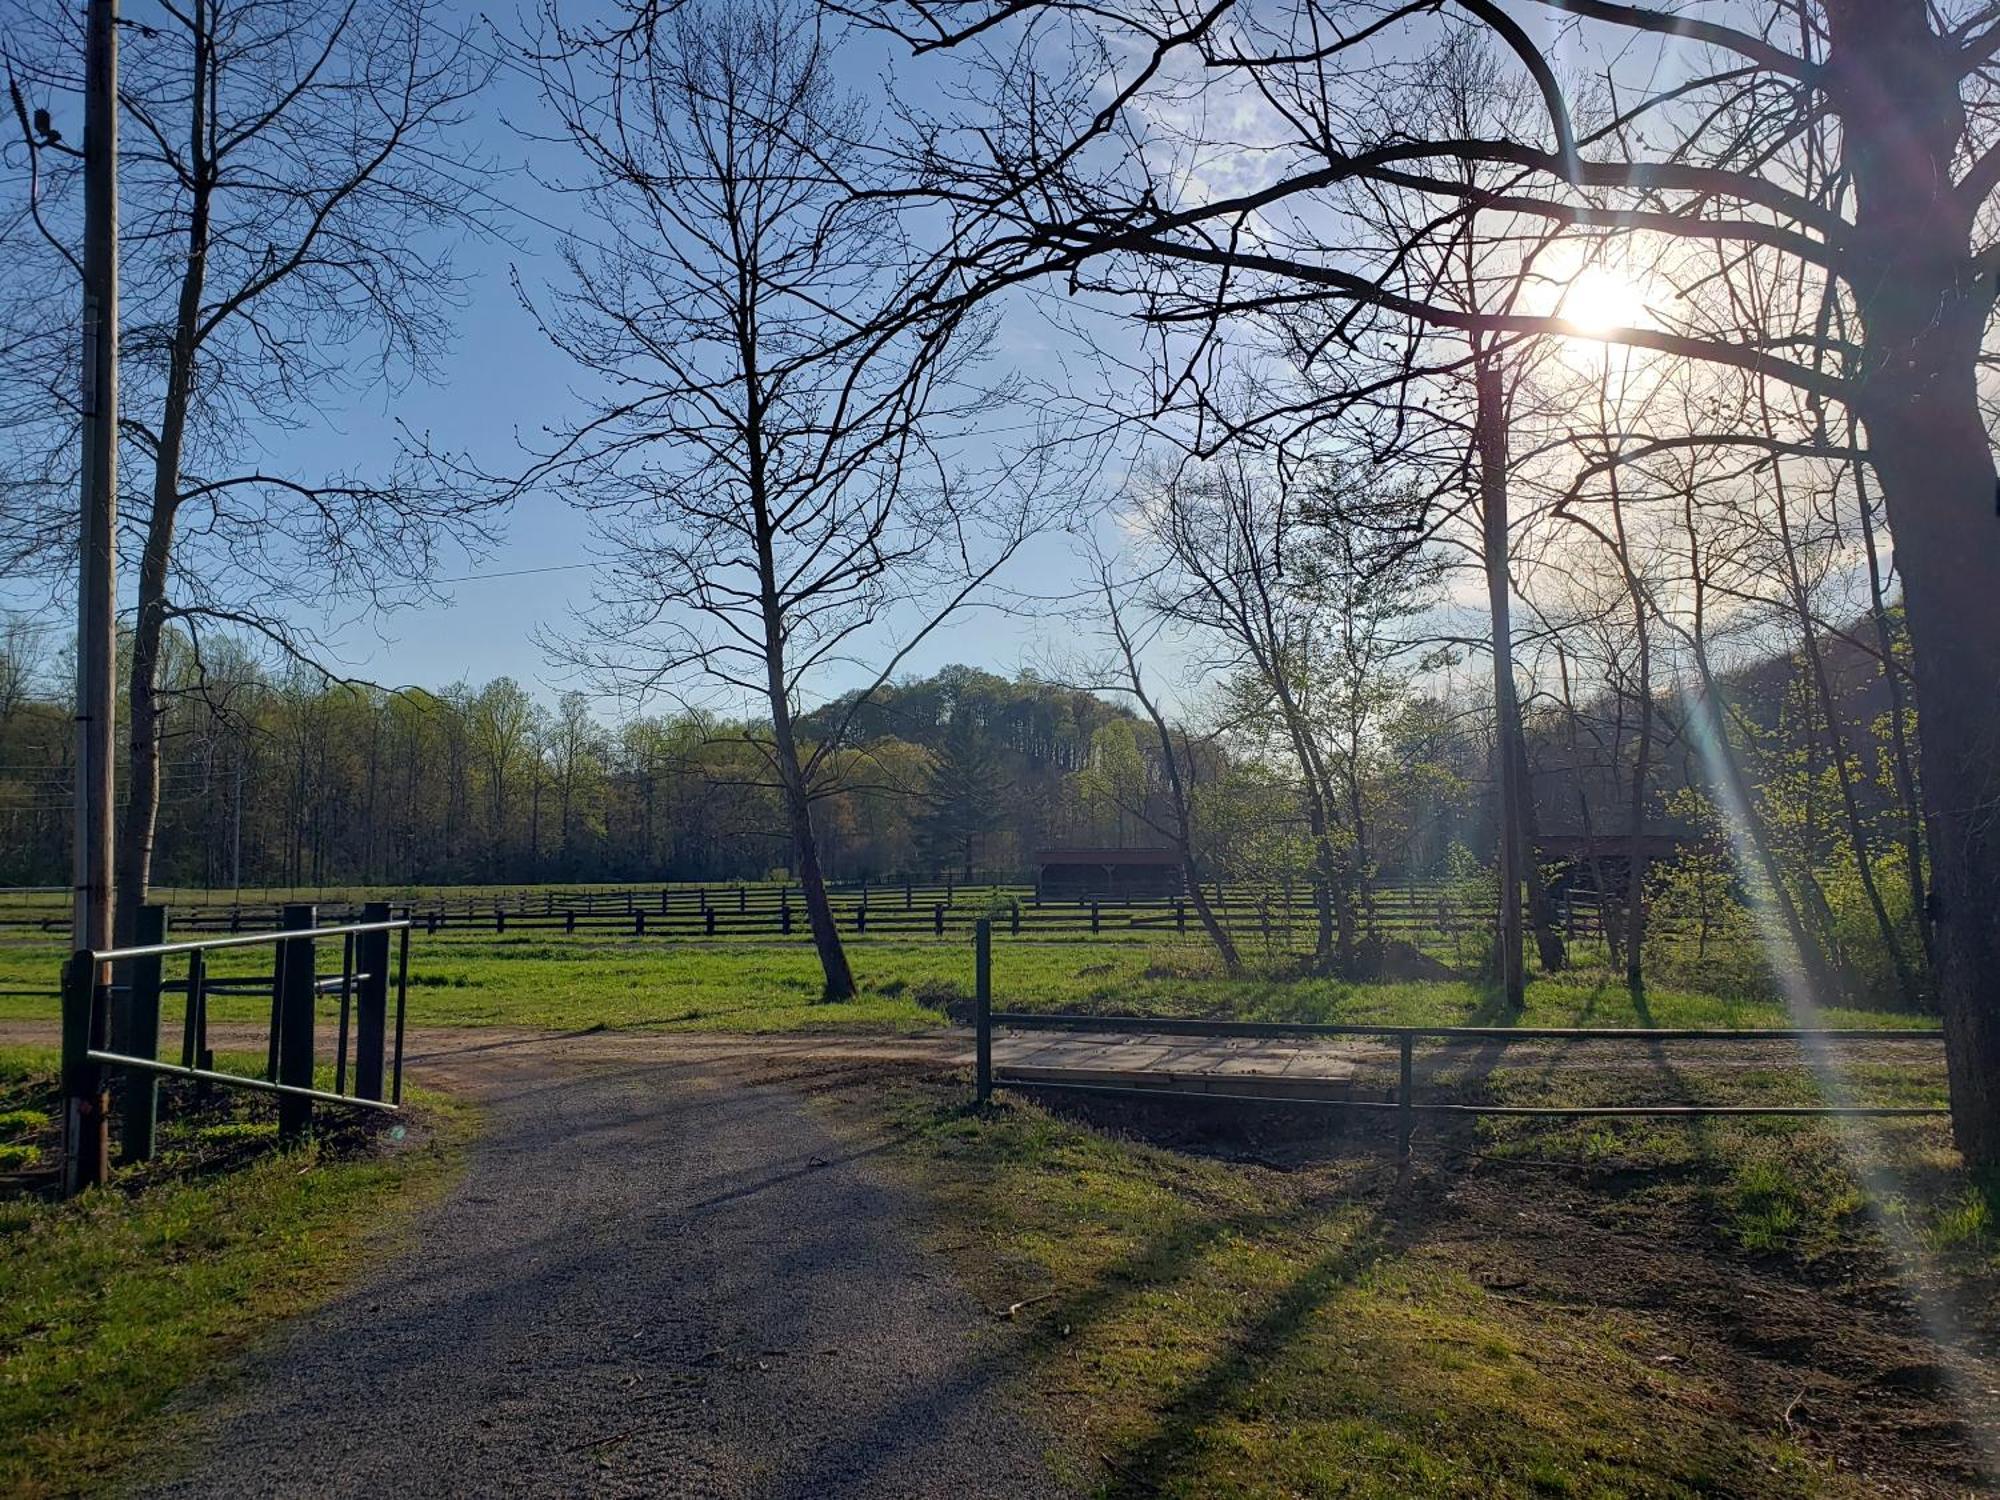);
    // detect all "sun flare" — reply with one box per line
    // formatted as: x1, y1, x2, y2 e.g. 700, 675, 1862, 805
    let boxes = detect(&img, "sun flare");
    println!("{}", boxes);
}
1560, 266, 1648, 334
